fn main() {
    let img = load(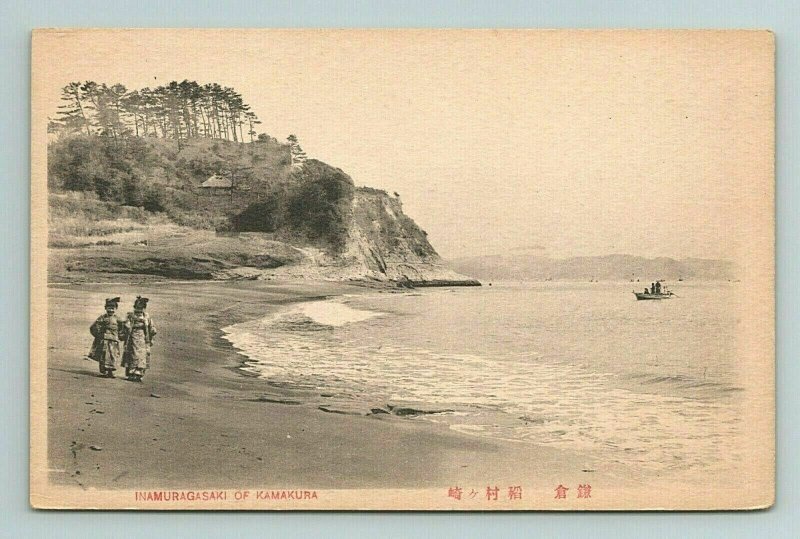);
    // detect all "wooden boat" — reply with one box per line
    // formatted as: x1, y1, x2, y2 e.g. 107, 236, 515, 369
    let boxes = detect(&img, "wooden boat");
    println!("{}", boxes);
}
633, 291, 675, 300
